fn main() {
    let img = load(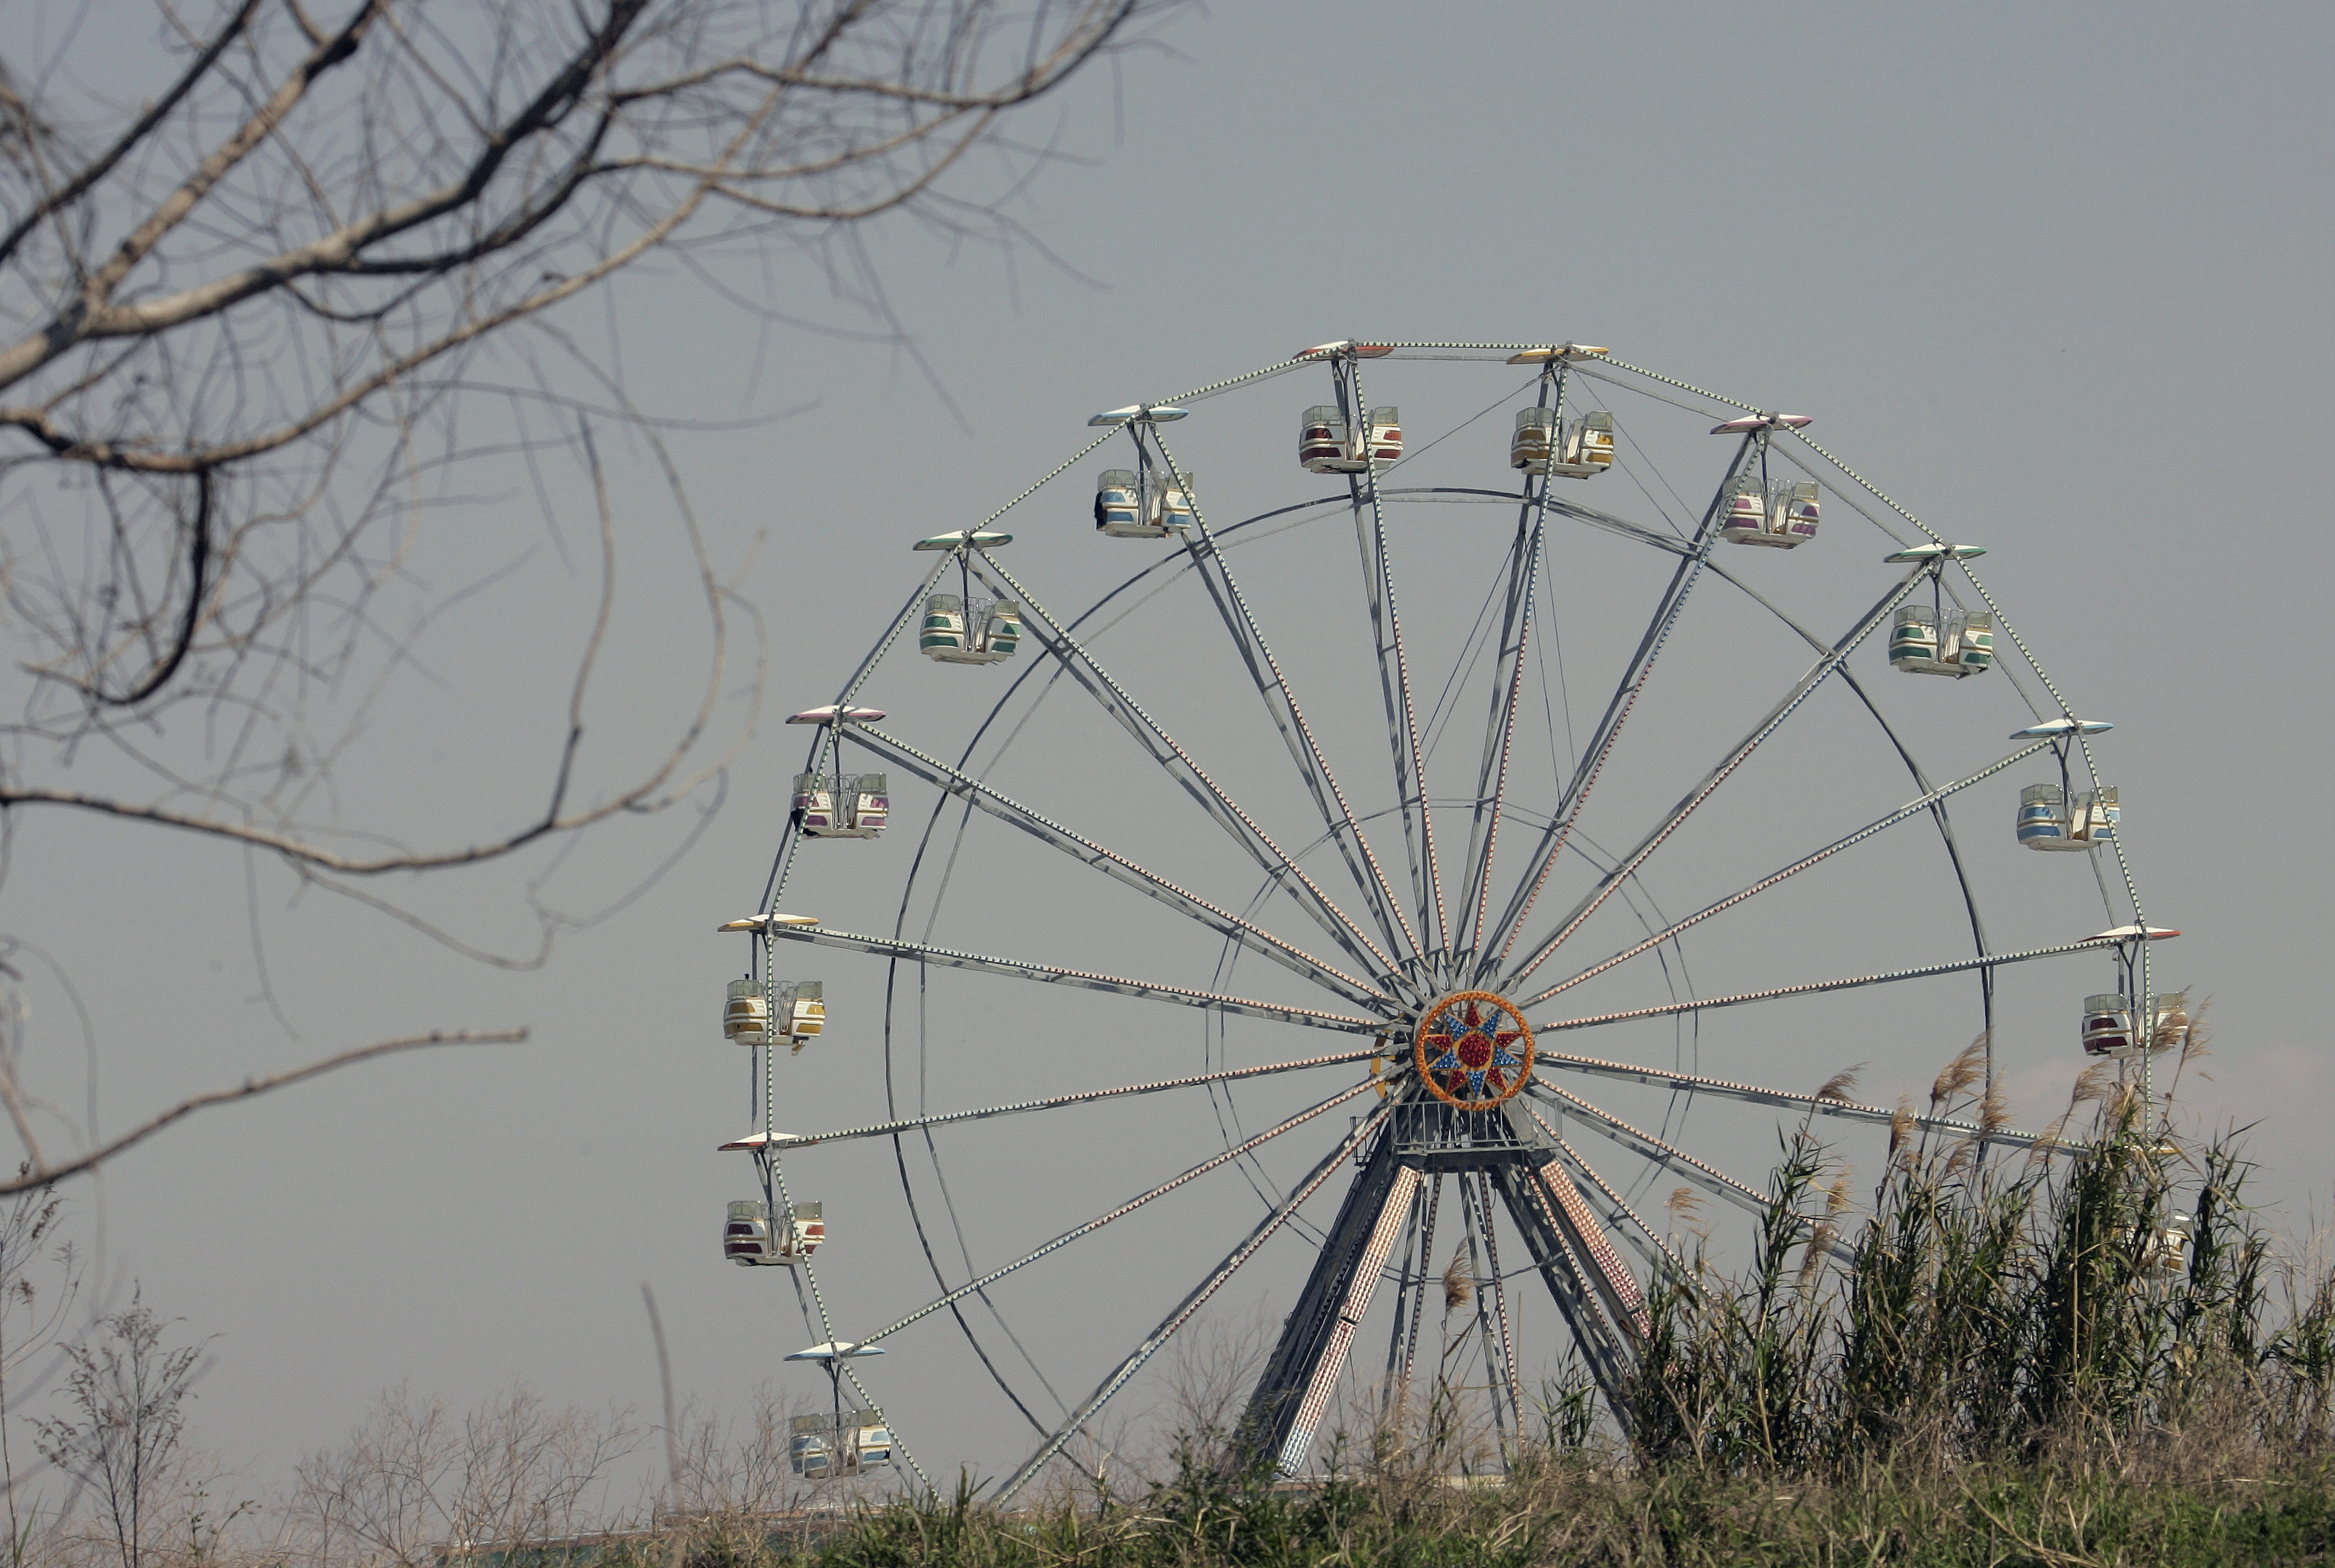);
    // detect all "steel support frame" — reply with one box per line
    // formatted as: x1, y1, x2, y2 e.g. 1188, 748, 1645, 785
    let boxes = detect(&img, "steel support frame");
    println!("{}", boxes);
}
1239, 1094, 1654, 1475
